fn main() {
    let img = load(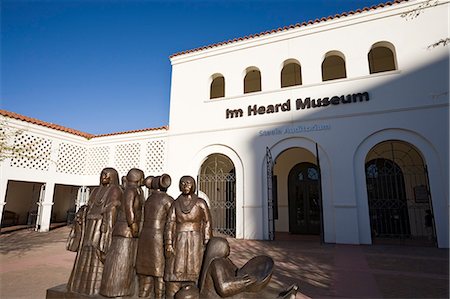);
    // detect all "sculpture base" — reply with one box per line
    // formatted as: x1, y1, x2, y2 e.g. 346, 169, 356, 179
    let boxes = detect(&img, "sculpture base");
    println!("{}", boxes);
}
47, 283, 293, 299
46, 284, 139, 299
